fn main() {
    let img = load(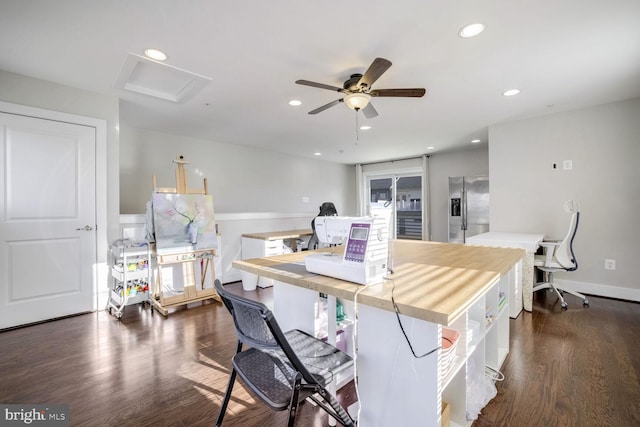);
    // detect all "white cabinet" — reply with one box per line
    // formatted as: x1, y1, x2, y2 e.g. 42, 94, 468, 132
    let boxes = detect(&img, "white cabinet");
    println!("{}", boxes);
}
441, 274, 509, 426
238, 241, 522, 426
240, 229, 313, 289
241, 237, 286, 288
271, 273, 510, 427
